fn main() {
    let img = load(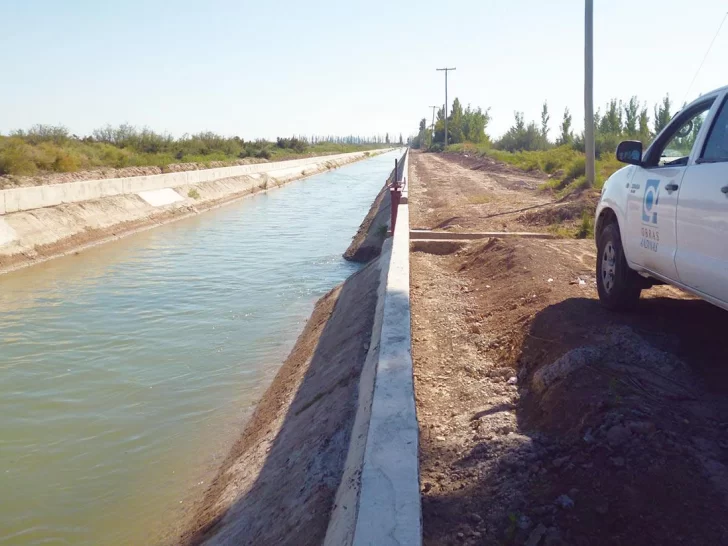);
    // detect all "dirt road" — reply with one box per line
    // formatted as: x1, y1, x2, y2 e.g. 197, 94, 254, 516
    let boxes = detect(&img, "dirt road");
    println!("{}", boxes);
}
409, 151, 728, 545
409, 152, 596, 235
